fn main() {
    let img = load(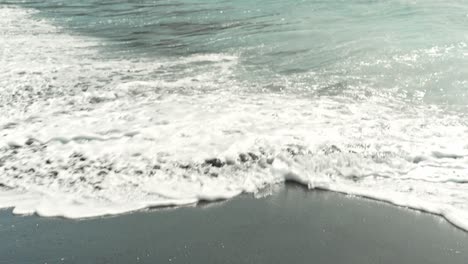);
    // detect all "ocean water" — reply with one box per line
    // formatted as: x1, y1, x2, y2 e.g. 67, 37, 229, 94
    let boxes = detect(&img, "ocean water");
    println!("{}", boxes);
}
0, 1, 467, 229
